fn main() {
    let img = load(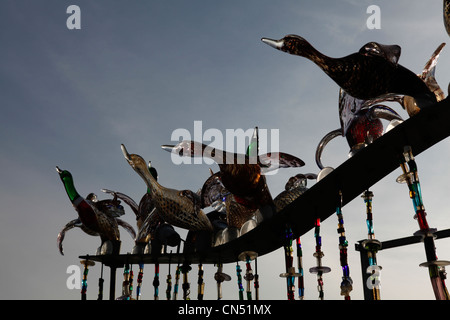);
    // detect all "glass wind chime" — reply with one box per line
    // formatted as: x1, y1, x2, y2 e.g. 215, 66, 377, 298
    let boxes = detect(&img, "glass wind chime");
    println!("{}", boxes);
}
236, 251, 258, 300
80, 259, 95, 300
335, 191, 353, 300
214, 263, 231, 300
153, 263, 160, 300
117, 262, 134, 300
280, 226, 303, 300
361, 190, 382, 300
197, 264, 205, 300
97, 263, 104, 300
166, 261, 172, 300
309, 217, 331, 300
173, 264, 181, 300
296, 237, 305, 299
397, 146, 450, 300
136, 263, 144, 300
181, 263, 192, 300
